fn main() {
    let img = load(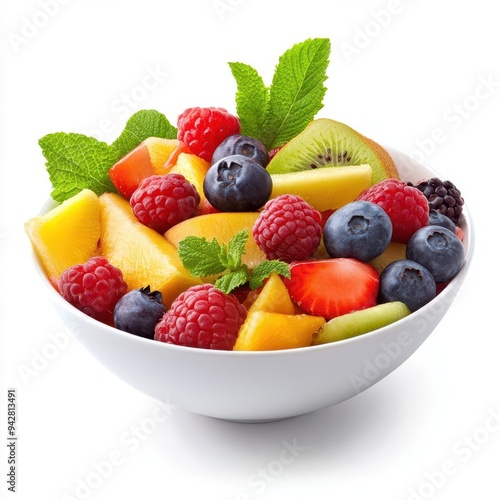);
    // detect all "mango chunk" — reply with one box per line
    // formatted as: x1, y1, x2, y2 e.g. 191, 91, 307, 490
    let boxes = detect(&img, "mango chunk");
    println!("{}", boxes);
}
99, 192, 202, 307
234, 311, 325, 351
